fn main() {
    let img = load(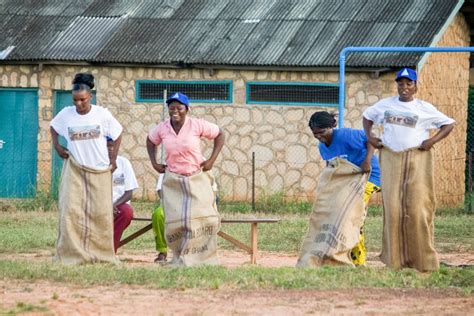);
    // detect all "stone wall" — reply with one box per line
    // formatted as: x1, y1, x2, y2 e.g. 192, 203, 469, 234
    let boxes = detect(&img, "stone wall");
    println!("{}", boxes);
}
0, 65, 387, 202
0, 13, 470, 206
